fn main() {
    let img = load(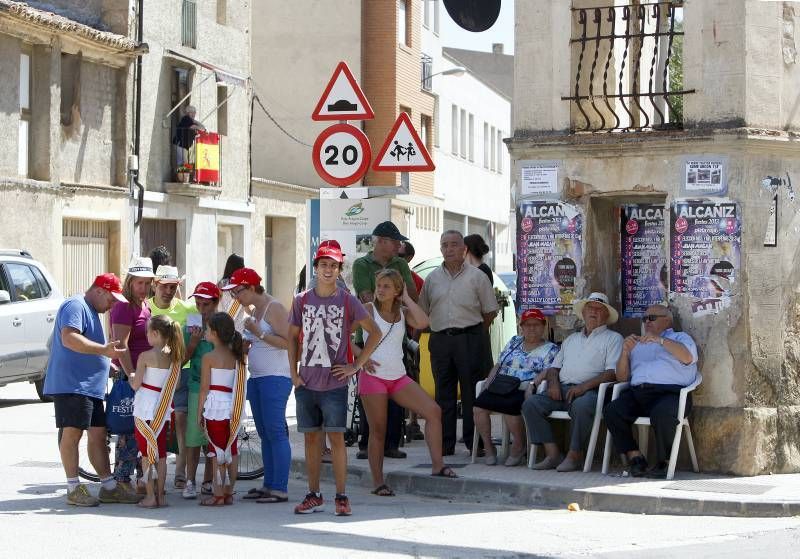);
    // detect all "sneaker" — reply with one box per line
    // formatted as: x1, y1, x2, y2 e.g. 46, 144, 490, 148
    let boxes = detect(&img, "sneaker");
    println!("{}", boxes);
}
66, 484, 99, 507
182, 481, 197, 499
99, 483, 141, 504
406, 422, 424, 441
629, 455, 649, 477
383, 448, 407, 459
334, 495, 352, 516
294, 492, 325, 514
